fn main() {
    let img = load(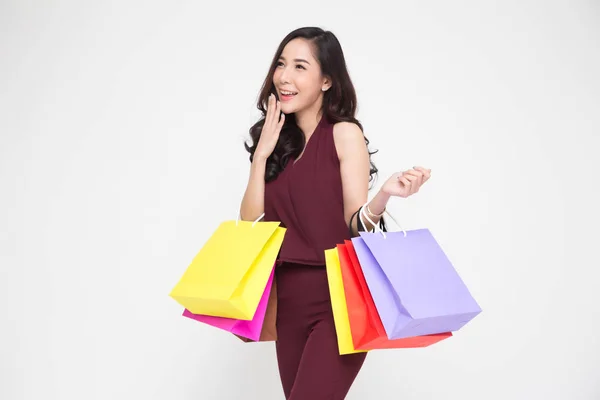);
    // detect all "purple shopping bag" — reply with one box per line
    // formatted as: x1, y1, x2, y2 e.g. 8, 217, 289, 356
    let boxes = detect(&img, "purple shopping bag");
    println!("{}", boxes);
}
182, 268, 275, 341
352, 209, 481, 340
